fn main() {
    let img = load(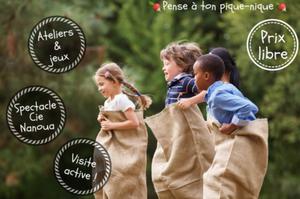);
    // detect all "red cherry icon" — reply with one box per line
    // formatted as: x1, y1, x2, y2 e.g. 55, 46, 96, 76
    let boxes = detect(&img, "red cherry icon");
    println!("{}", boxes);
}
153, 3, 160, 12
278, 3, 286, 12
